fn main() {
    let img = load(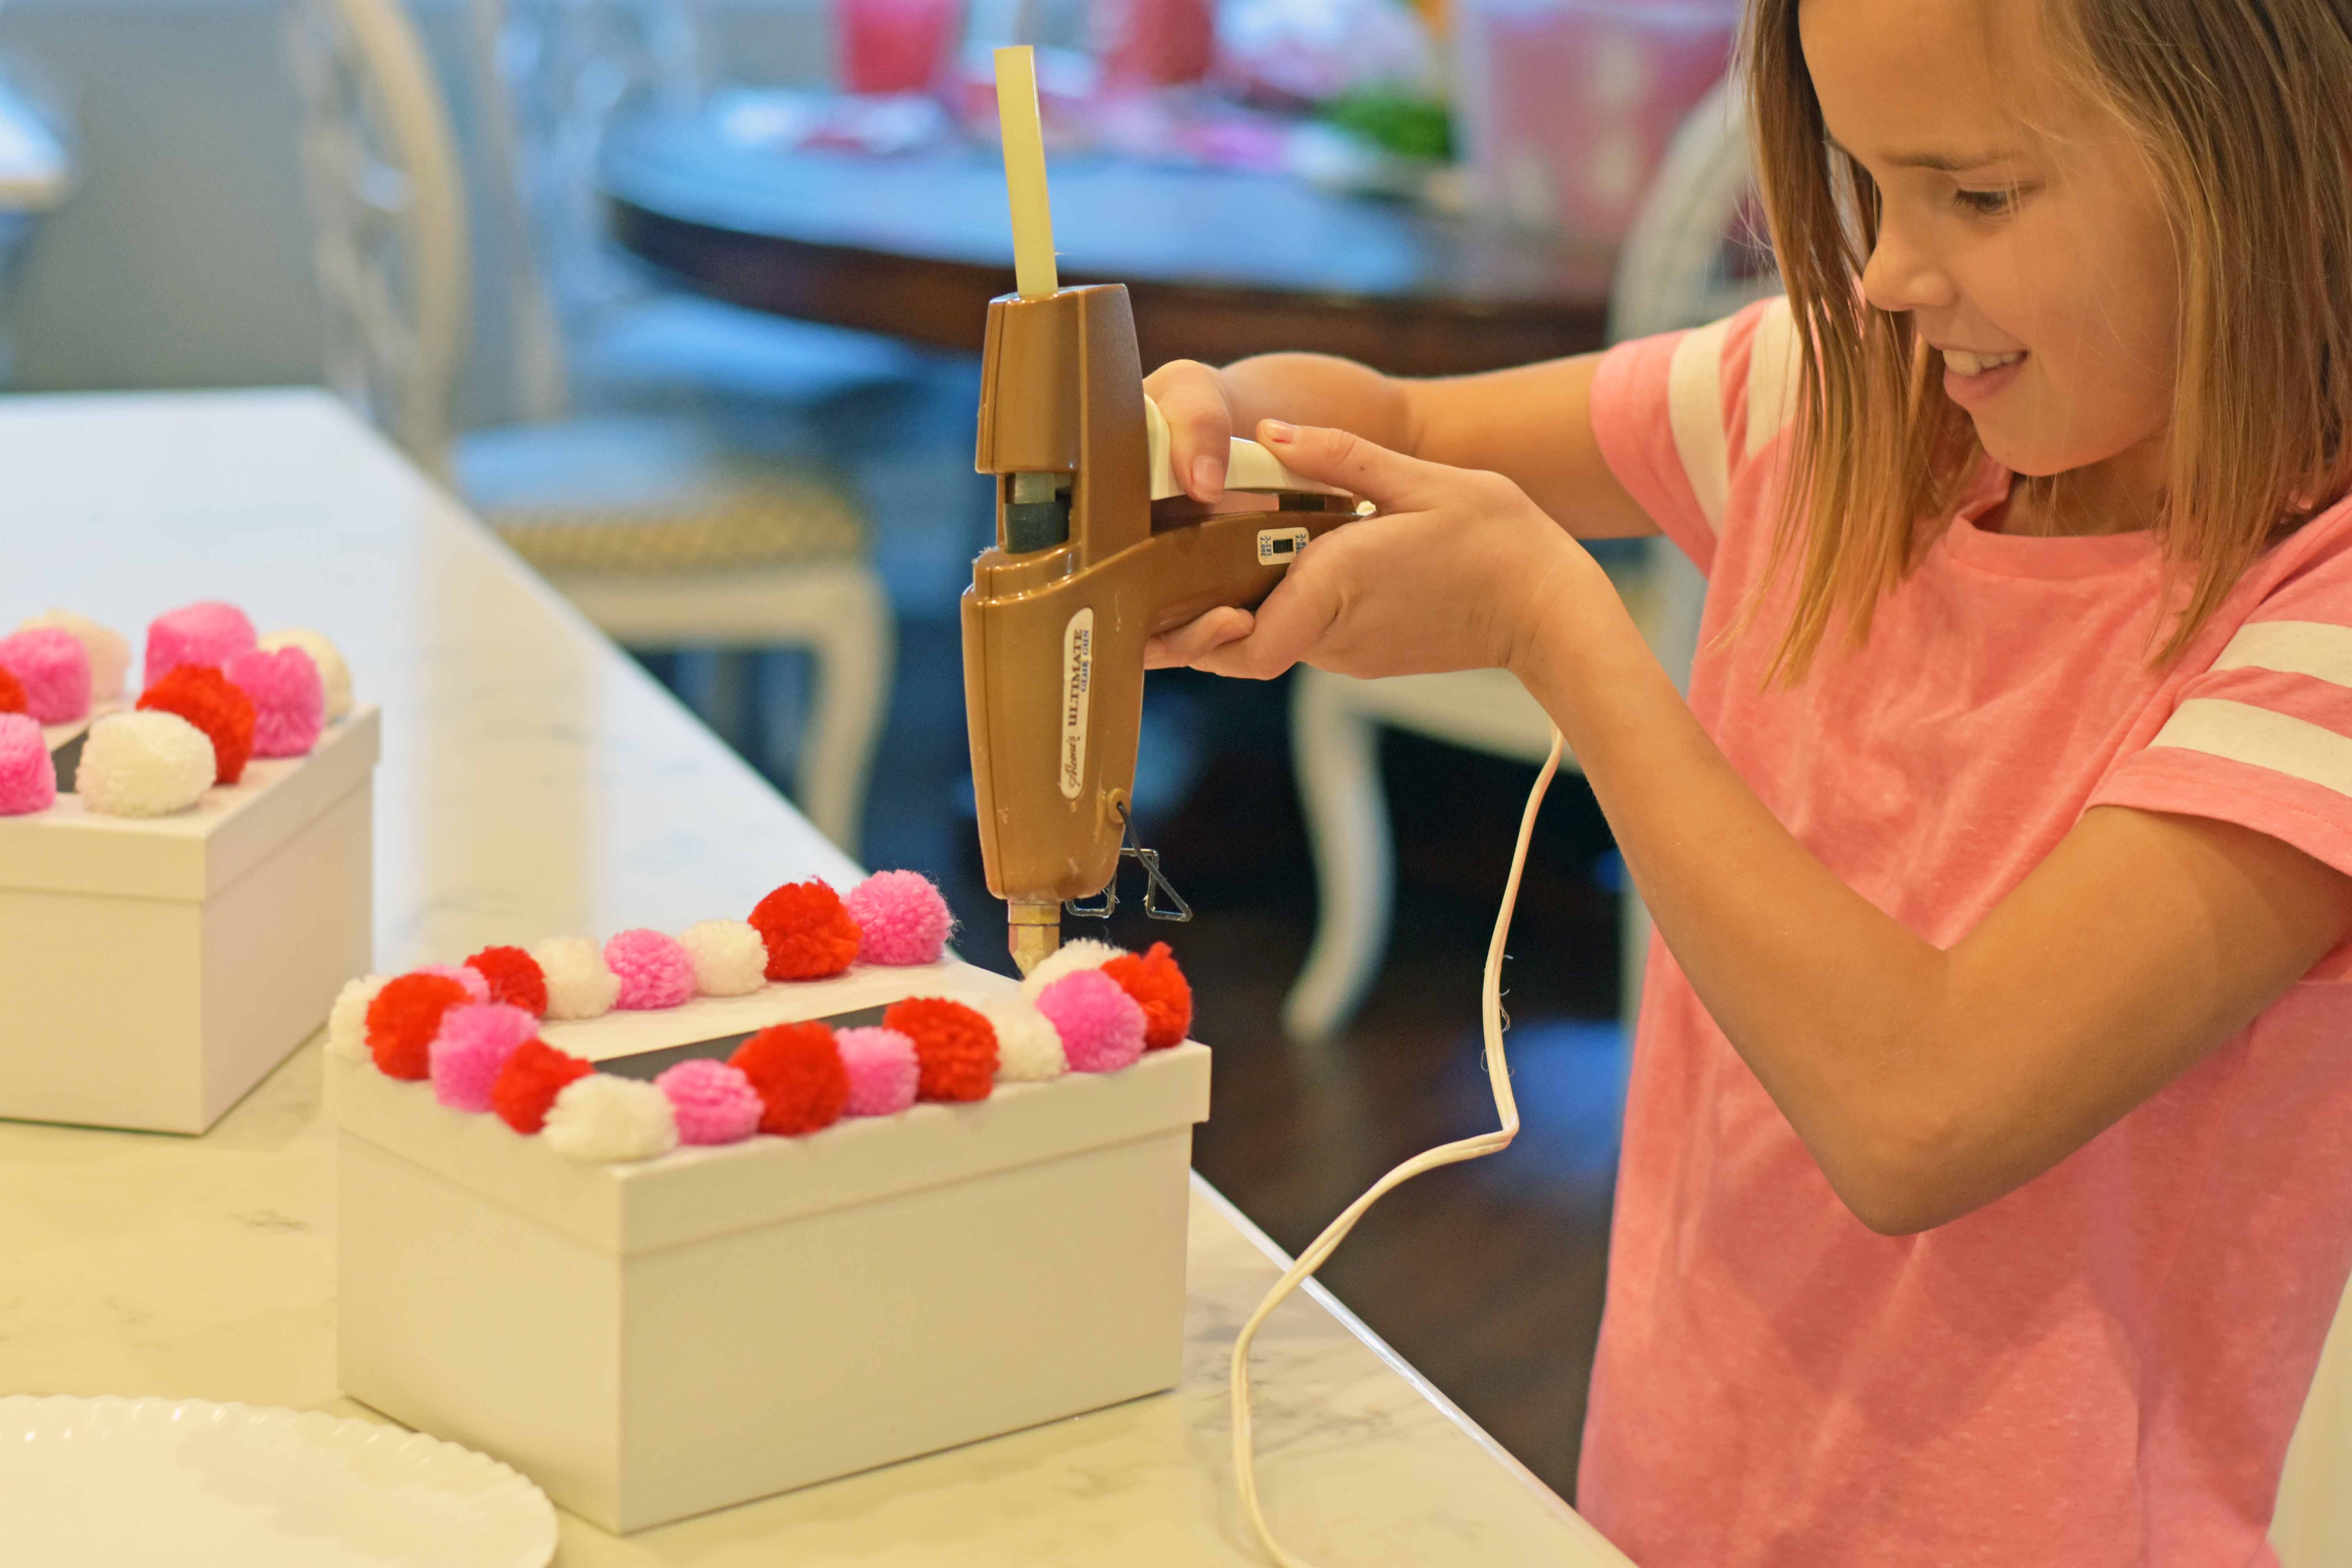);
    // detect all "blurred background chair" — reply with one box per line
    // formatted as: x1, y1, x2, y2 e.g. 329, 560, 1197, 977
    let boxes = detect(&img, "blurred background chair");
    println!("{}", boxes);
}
284, 0, 900, 852
1282, 78, 1772, 1045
